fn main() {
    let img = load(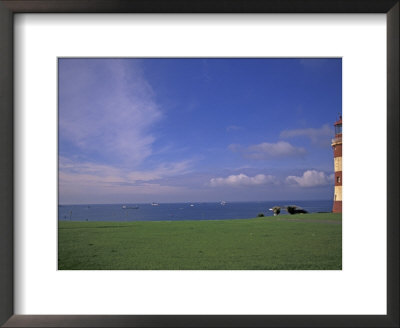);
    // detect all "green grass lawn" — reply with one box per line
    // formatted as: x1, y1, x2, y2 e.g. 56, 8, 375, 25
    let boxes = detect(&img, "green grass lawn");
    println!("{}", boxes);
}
58, 213, 341, 270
